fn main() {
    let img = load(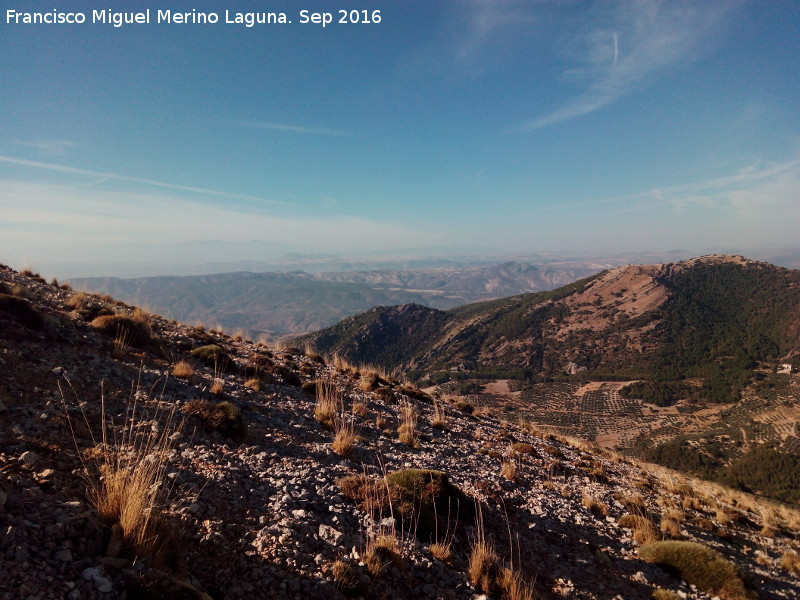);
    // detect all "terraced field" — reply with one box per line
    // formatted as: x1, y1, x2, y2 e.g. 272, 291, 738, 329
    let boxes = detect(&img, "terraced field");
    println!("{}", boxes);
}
441, 374, 800, 460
